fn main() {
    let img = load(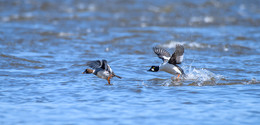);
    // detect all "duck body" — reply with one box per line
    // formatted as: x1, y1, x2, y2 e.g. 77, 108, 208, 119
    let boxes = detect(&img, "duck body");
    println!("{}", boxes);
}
93, 68, 110, 79
159, 62, 184, 75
